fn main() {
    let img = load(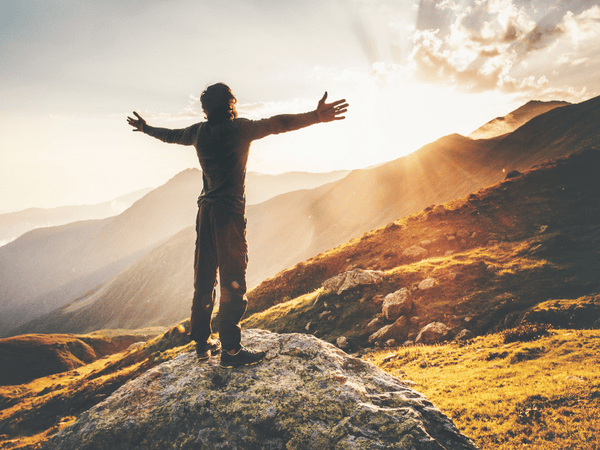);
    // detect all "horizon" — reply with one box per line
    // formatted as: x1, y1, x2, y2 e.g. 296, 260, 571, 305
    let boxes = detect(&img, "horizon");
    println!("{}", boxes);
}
2, 0, 599, 212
